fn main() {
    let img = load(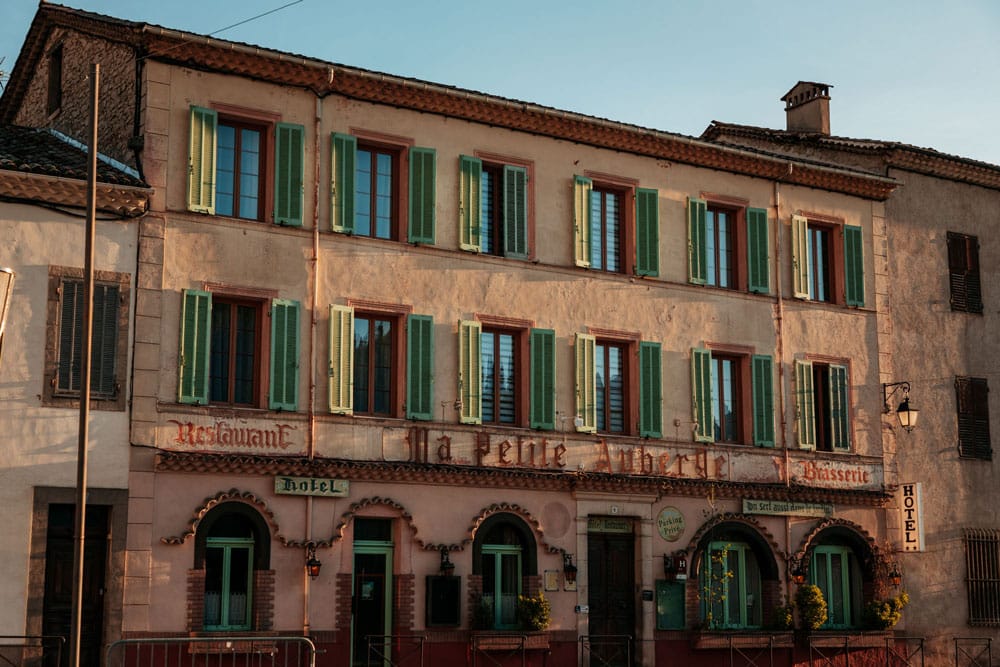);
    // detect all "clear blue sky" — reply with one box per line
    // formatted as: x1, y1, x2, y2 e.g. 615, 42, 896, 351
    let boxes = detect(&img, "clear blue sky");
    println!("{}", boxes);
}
2, 0, 998, 165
